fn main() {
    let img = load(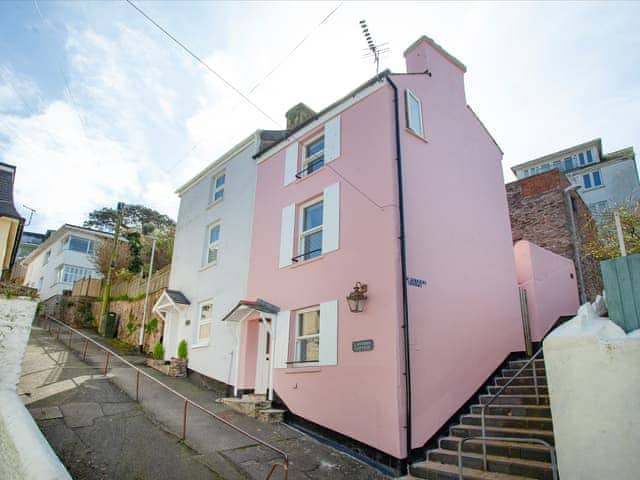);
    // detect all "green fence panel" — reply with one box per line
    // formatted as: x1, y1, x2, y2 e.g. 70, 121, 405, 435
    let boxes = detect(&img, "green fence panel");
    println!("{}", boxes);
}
601, 254, 640, 333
